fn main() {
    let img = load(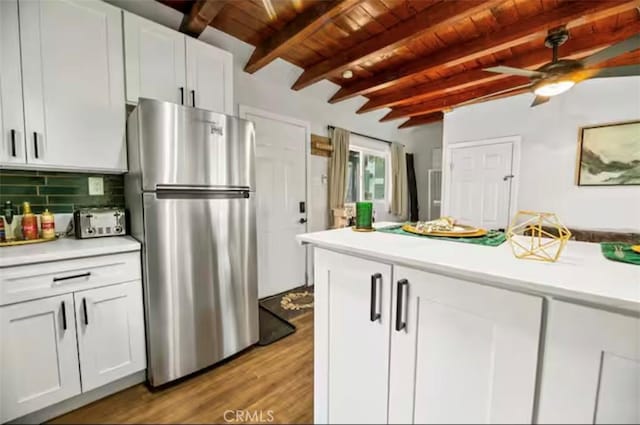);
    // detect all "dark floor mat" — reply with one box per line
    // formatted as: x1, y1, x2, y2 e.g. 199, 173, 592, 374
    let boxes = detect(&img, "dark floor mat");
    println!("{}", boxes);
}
258, 305, 296, 346
260, 285, 314, 321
